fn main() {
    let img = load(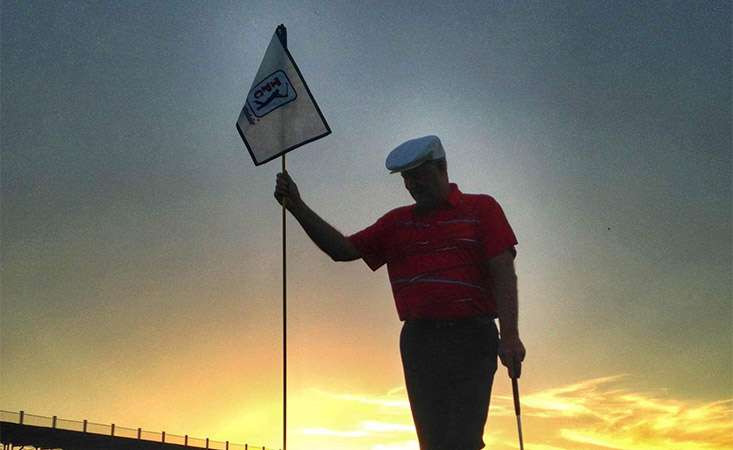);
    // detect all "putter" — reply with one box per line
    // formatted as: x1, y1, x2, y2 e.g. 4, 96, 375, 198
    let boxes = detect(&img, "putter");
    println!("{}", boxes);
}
511, 359, 525, 450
